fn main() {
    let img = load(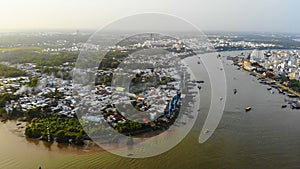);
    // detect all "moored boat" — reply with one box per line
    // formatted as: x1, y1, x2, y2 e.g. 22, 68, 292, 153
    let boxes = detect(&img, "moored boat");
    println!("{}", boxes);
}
291, 102, 300, 109
288, 94, 298, 98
